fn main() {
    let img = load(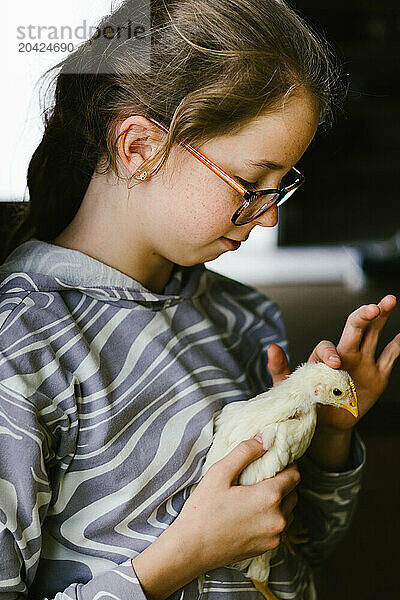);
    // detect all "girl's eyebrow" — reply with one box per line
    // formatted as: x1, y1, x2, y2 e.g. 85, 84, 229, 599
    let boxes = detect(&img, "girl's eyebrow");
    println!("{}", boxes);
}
244, 159, 284, 170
